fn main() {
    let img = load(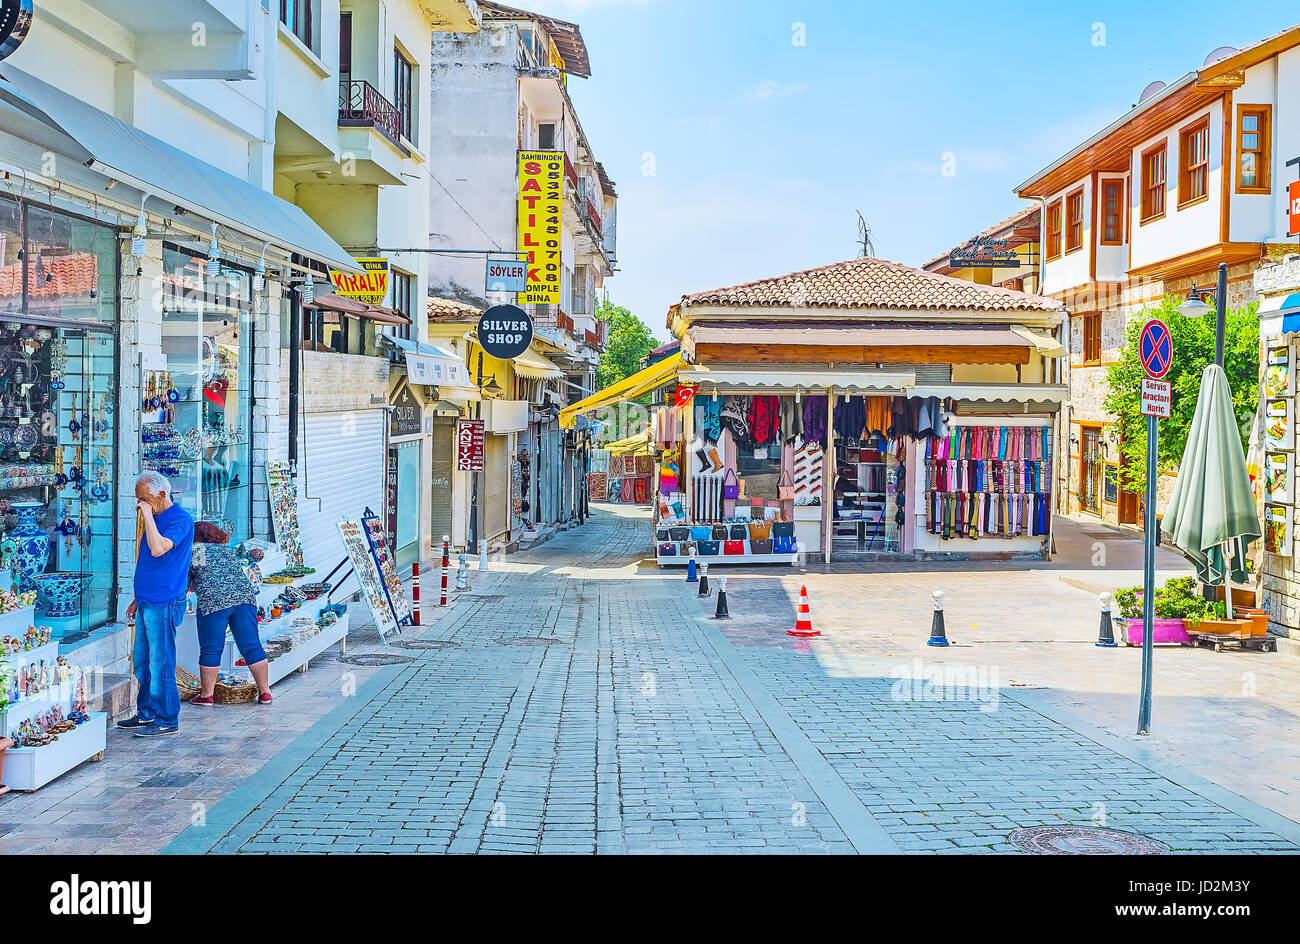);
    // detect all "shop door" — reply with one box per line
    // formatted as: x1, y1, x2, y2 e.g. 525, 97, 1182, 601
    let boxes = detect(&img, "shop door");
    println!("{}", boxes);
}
1079, 427, 1103, 515
390, 440, 421, 570
1117, 435, 1139, 524
297, 409, 385, 567
483, 433, 509, 542
430, 418, 454, 547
